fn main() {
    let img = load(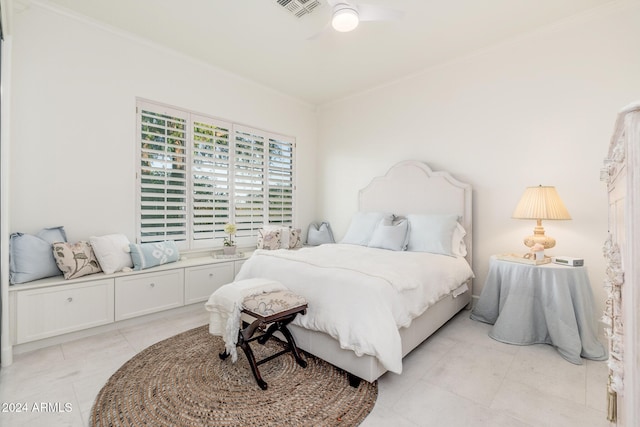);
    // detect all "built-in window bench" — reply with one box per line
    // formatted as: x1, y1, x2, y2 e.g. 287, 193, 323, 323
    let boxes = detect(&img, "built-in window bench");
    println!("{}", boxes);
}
8, 251, 251, 355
